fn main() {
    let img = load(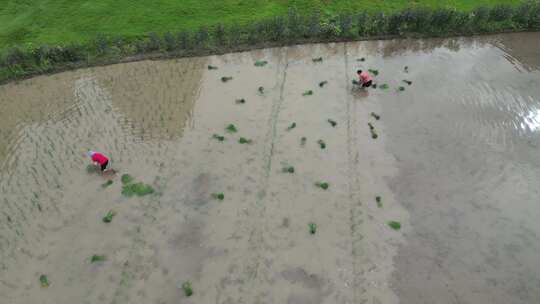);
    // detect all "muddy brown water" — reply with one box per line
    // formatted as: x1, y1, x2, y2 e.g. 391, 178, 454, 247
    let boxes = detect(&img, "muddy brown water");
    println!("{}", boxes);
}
0, 32, 539, 304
